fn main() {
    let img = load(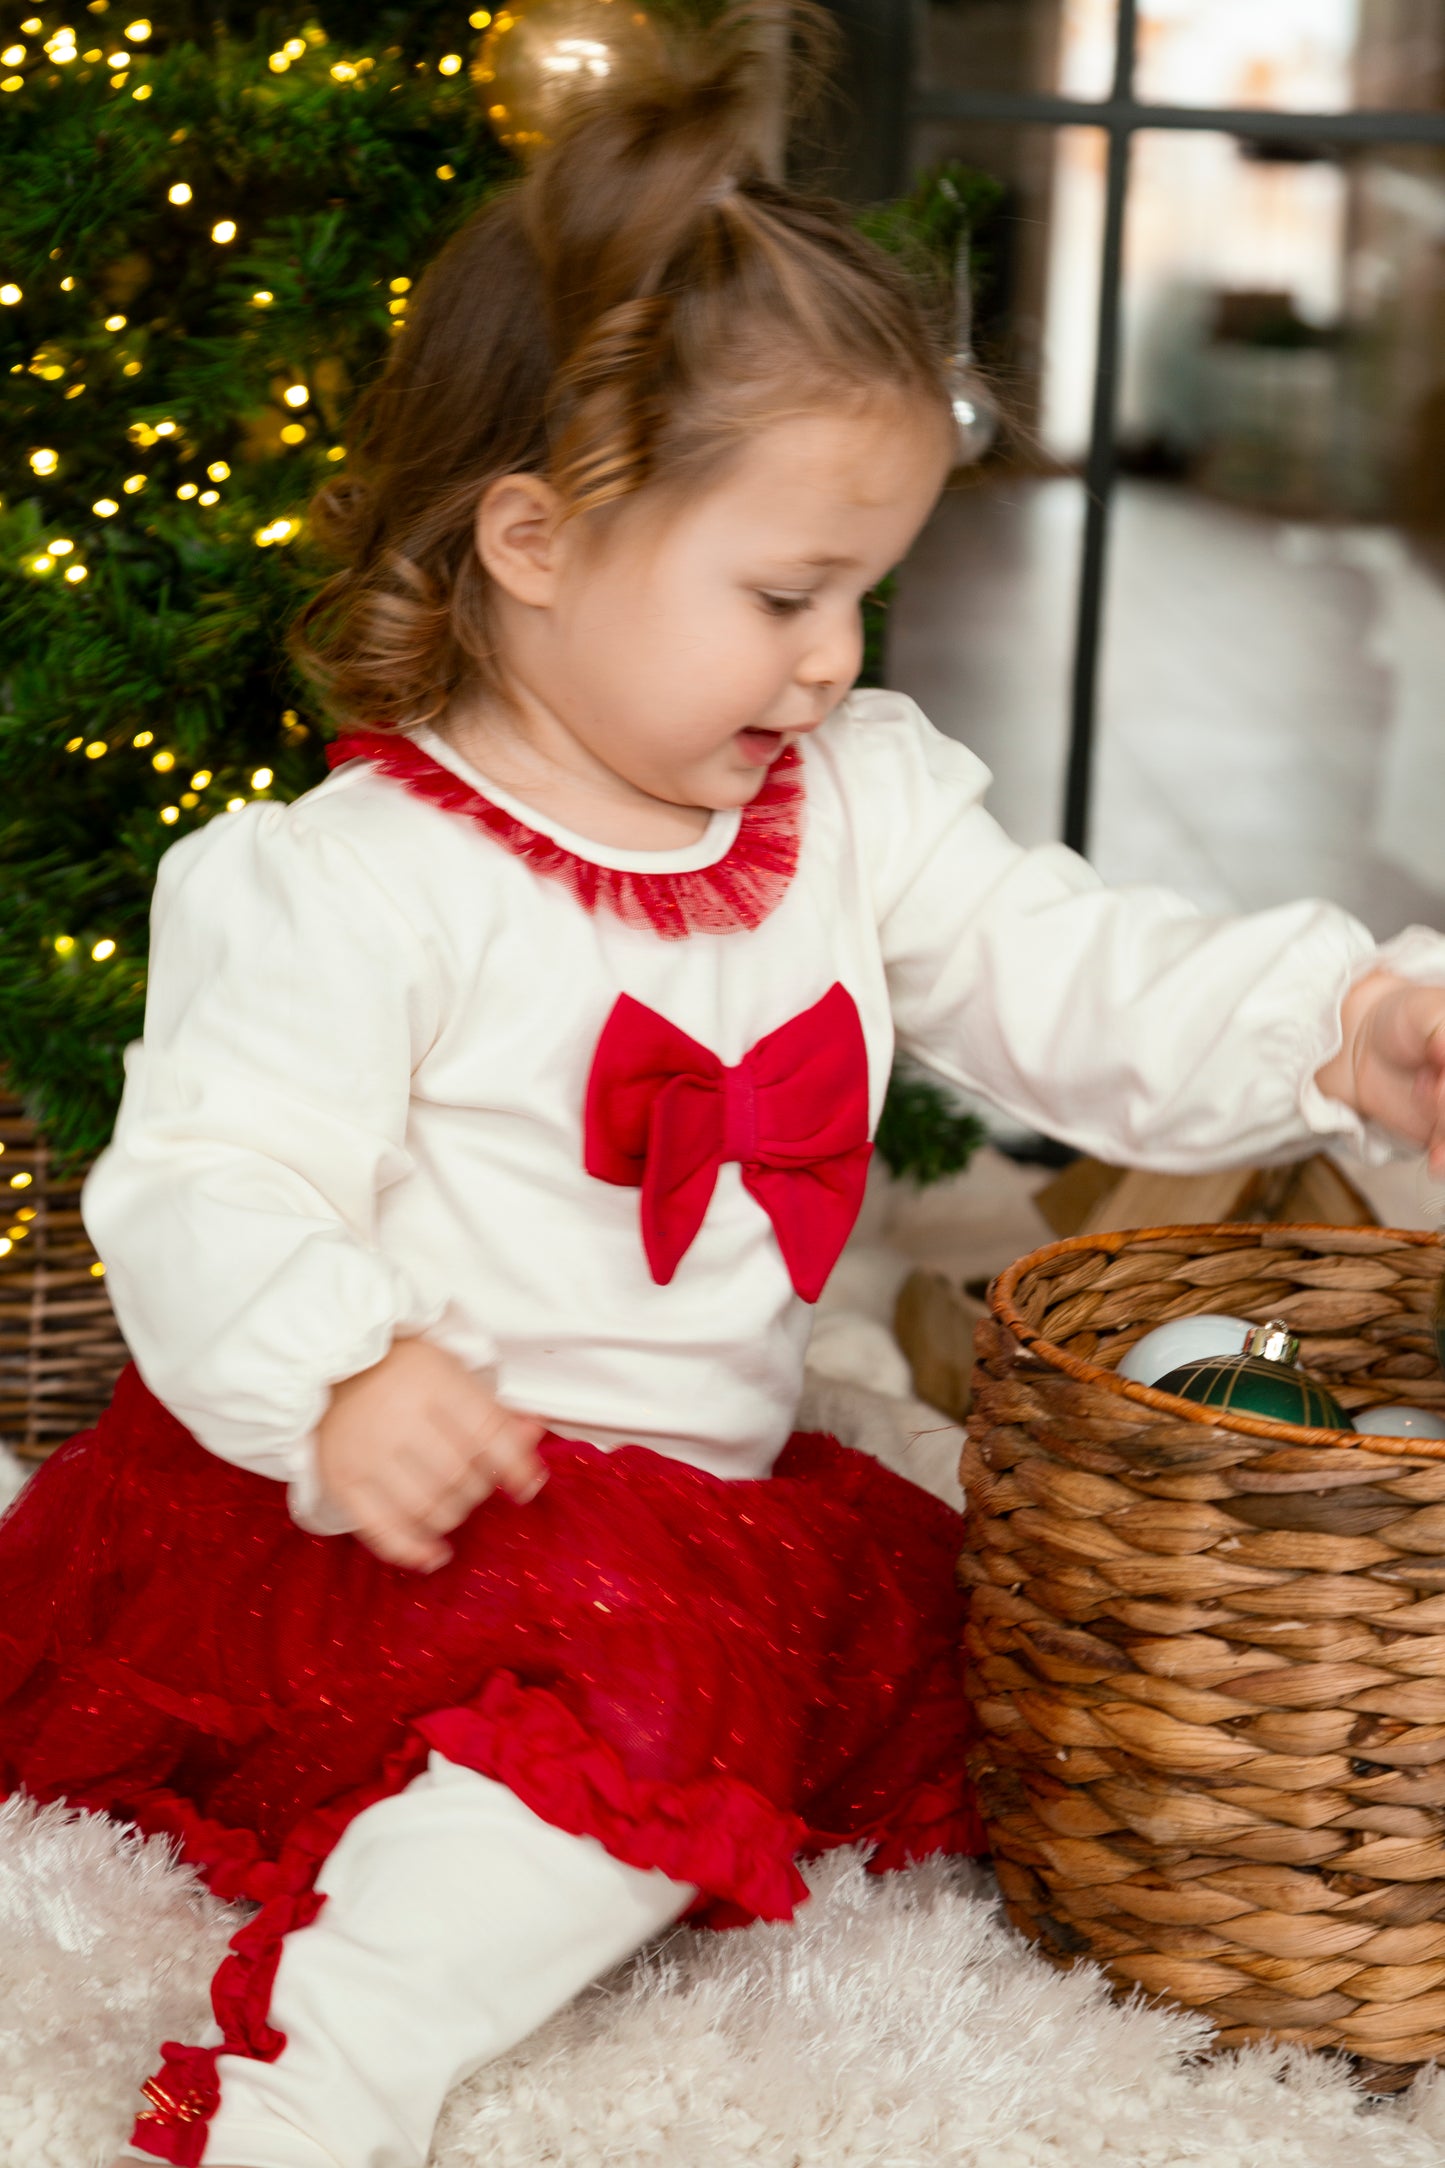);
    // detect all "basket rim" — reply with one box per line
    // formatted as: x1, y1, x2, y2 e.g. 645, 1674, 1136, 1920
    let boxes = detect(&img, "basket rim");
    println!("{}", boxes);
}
987, 1220, 1445, 1461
